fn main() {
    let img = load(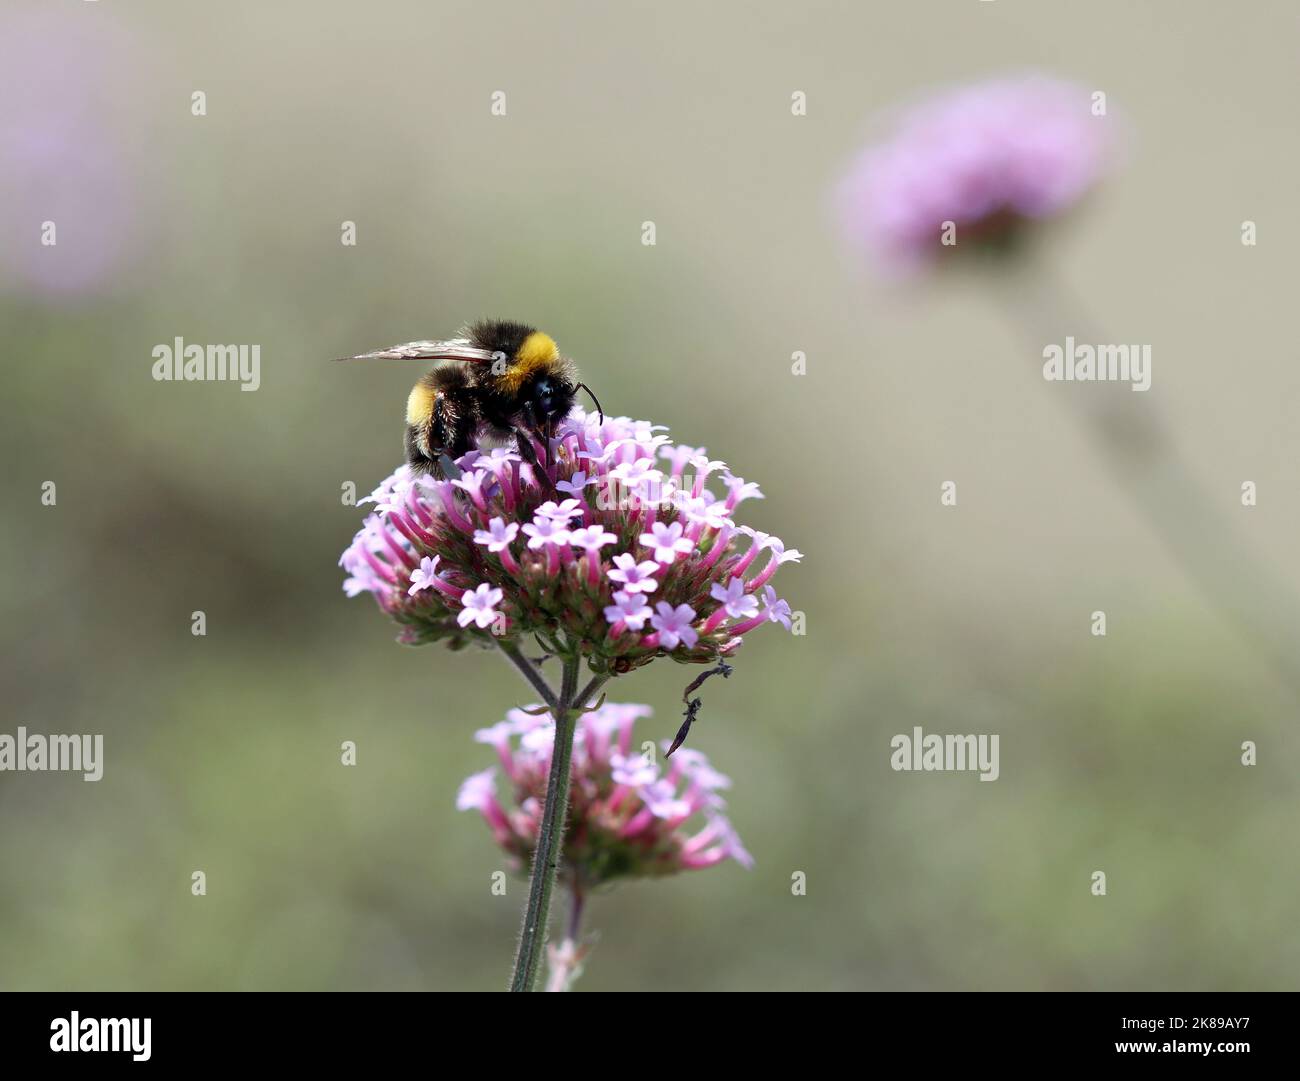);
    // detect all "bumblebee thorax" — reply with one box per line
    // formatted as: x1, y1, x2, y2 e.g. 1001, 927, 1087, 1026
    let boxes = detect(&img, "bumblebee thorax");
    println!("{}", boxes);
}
498, 331, 560, 394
